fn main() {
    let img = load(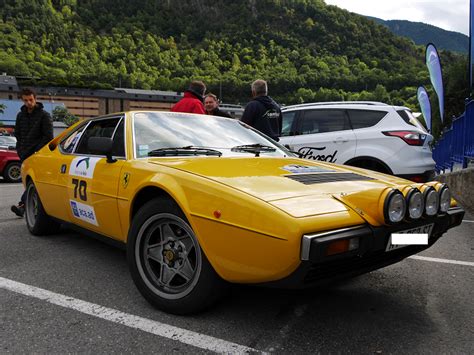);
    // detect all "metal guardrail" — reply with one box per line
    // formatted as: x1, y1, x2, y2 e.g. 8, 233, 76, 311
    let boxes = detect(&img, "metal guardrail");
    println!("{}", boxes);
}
433, 100, 474, 172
